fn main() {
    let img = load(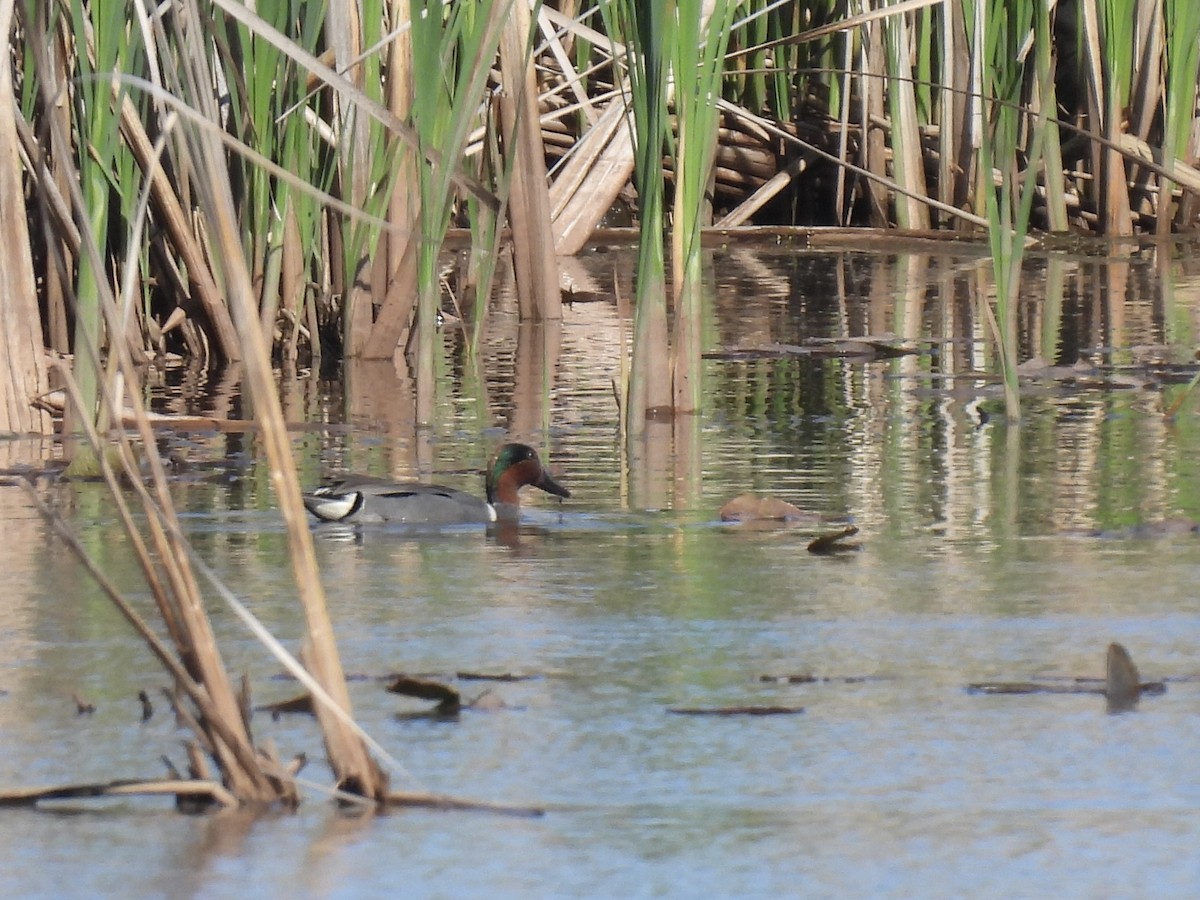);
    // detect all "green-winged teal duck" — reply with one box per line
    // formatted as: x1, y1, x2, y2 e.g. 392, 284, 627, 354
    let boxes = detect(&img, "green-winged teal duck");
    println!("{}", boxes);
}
303, 443, 569, 525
